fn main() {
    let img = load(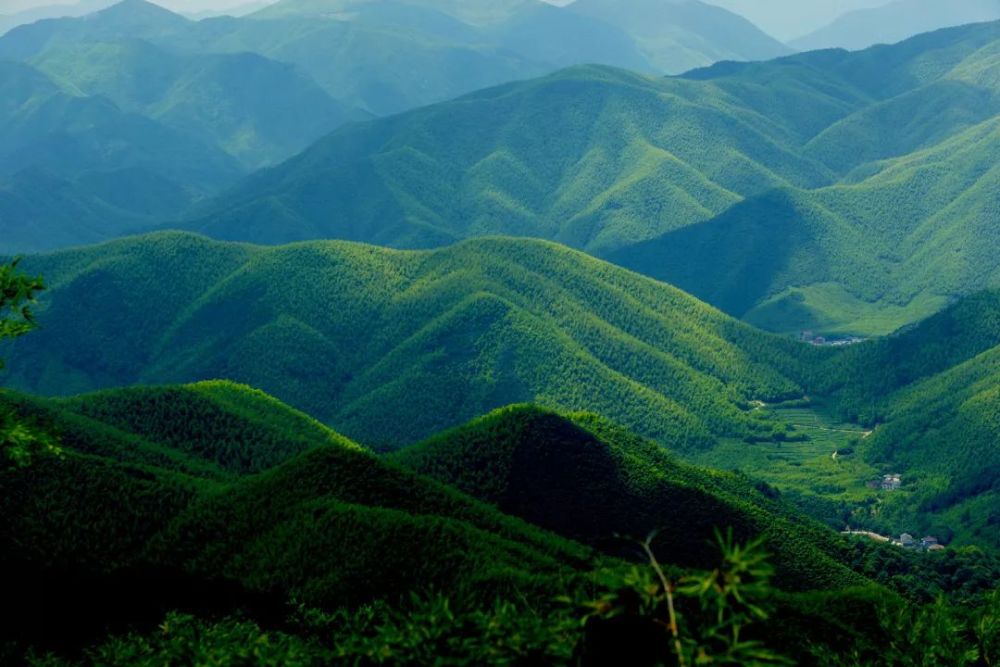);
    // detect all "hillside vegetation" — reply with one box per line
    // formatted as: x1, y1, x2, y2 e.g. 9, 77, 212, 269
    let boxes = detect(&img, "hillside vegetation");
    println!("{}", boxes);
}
0, 382, 599, 656
6, 231, 998, 550
393, 405, 865, 590
2, 231, 810, 450
2, 256, 999, 663
800, 290, 1000, 547
0, 0, 811, 255
0, 58, 243, 252
177, 21, 1000, 336
4, 380, 997, 665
